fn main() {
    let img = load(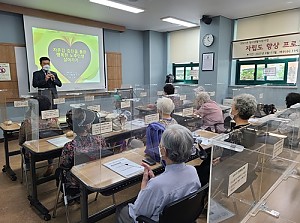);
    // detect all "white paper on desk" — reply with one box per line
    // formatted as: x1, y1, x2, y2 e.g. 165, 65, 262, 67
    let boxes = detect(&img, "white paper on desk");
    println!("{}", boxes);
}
130, 119, 146, 127
103, 158, 144, 178
182, 107, 193, 117
47, 137, 72, 147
